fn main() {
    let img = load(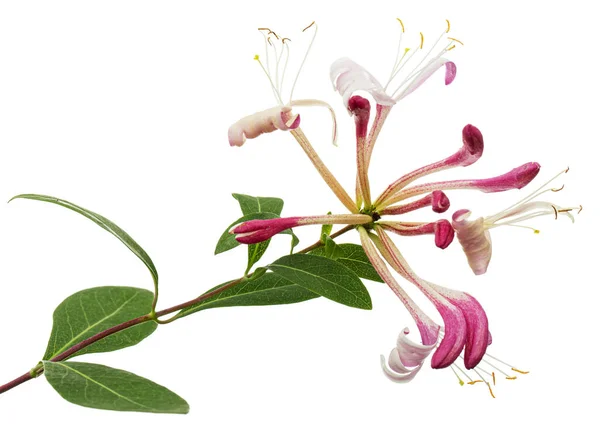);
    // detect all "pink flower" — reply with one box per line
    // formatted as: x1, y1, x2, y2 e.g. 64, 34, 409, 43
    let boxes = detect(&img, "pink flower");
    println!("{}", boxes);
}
229, 19, 578, 396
